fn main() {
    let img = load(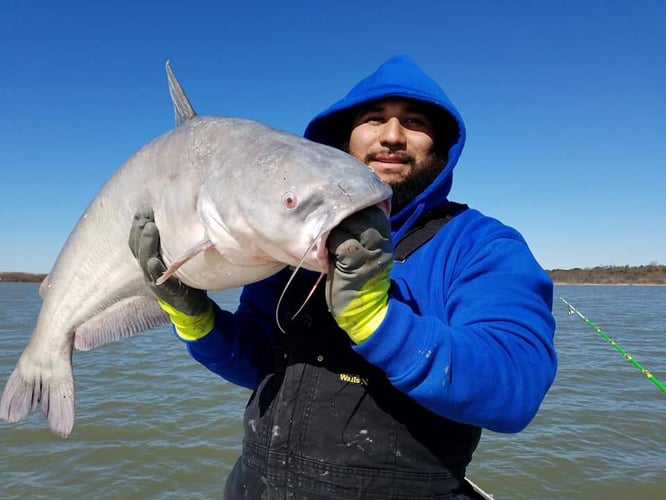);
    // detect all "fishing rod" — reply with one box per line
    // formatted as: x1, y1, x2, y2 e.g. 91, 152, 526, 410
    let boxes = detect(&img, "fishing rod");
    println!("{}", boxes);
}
559, 297, 666, 394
